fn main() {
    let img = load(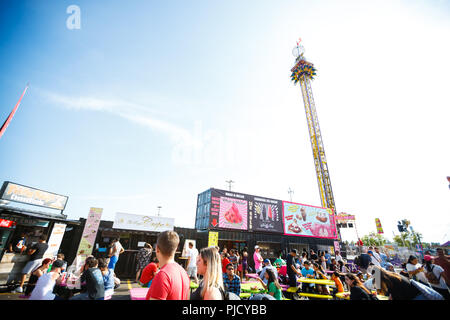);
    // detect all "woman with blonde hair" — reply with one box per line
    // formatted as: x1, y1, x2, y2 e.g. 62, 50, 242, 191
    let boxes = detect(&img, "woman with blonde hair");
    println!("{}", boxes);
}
191, 247, 224, 300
